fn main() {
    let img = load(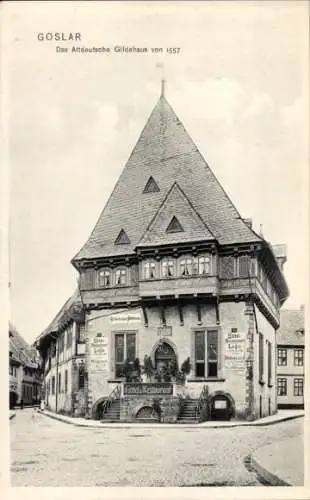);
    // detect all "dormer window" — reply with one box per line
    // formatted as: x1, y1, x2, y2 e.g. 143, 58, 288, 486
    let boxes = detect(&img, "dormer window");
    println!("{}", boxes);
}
115, 268, 127, 285
99, 269, 111, 287
144, 261, 156, 279
198, 256, 210, 274
162, 259, 174, 277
